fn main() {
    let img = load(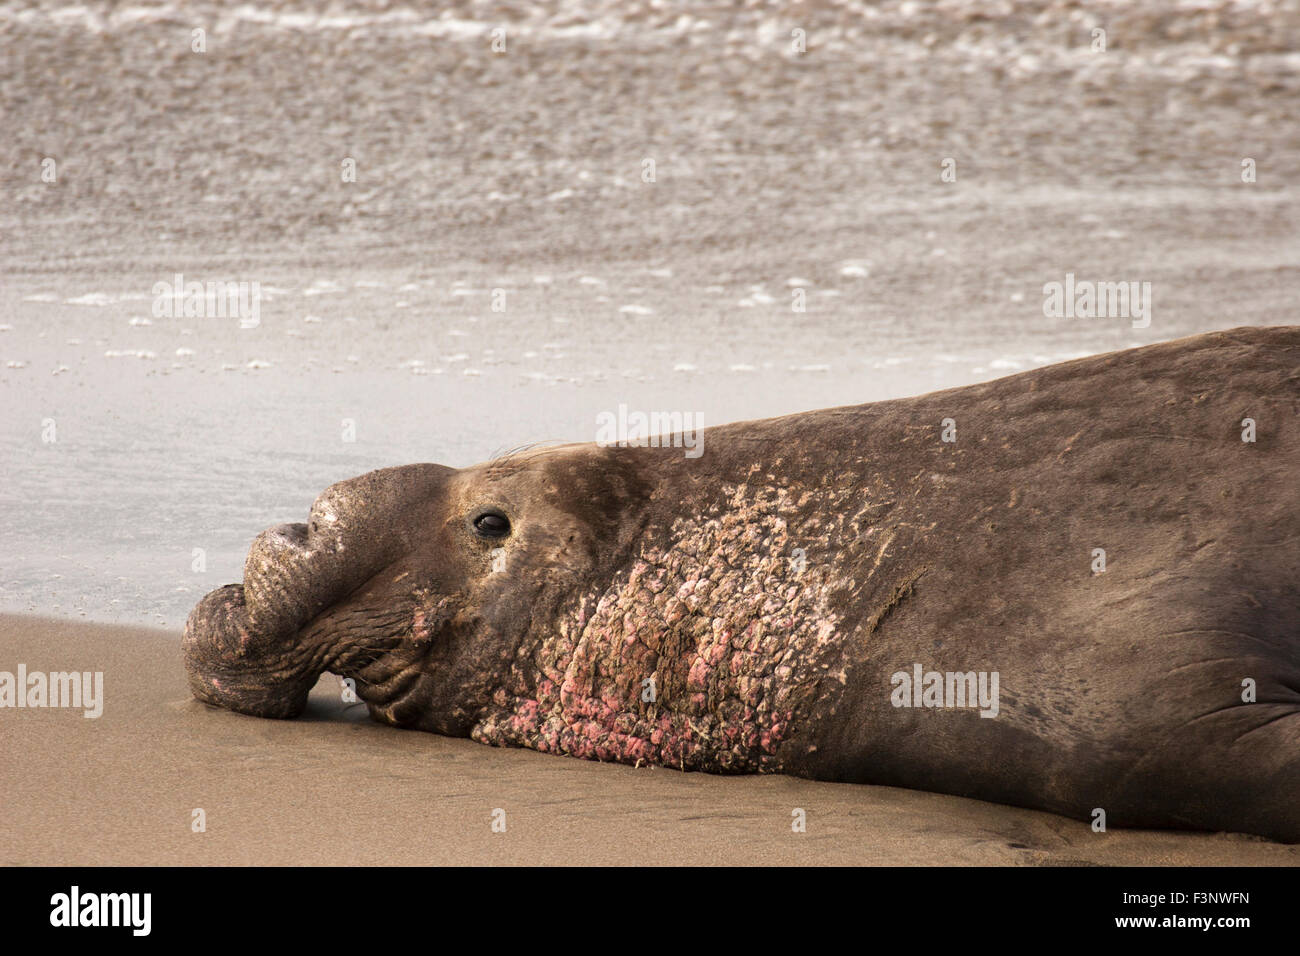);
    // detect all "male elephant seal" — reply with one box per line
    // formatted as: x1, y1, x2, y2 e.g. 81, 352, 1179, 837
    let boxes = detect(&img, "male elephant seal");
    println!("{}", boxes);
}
185, 326, 1300, 842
